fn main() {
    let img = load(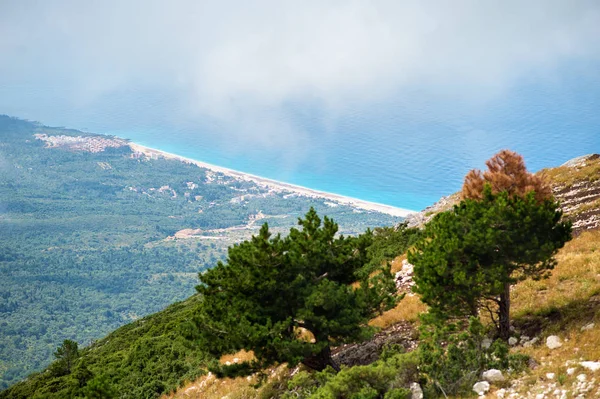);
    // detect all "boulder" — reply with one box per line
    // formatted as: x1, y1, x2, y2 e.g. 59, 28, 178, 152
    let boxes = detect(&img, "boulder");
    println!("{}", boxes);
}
482, 337, 493, 349
473, 381, 490, 396
410, 382, 423, 399
579, 361, 600, 372
546, 335, 562, 349
482, 369, 505, 383
523, 337, 539, 348
508, 337, 518, 346
581, 323, 595, 332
